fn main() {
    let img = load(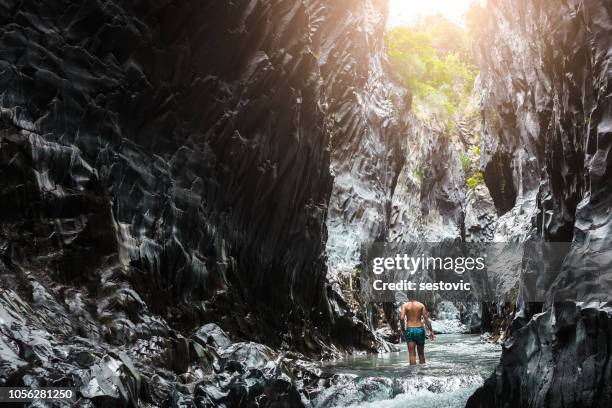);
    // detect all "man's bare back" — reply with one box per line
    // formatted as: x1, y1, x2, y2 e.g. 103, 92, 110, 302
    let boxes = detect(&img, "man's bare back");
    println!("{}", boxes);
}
399, 300, 434, 365
403, 301, 425, 327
